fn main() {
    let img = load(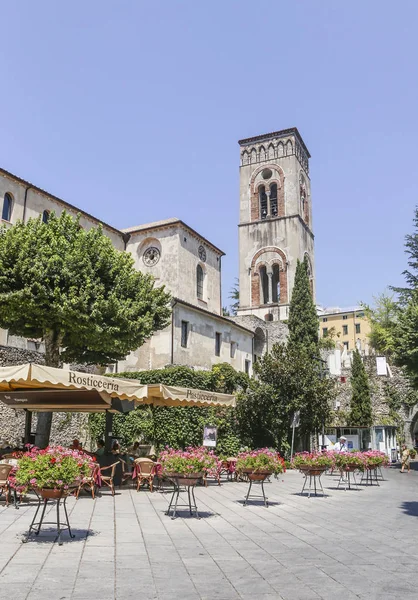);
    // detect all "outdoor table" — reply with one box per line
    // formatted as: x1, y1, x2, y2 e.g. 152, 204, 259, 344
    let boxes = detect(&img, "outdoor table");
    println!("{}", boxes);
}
360, 466, 380, 486
166, 475, 200, 519
300, 467, 327, 498
23, 488, 75, 546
